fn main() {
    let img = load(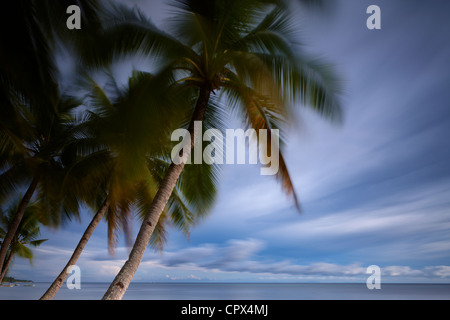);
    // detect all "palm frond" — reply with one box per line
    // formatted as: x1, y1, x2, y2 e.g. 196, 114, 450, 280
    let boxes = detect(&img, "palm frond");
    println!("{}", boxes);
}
79, 3, 188, 70
148, 209, 168, 252
255, 53, 343, 120
14, 242, 33, 262
28, 239, 48, 247
221, 79, 300, 210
